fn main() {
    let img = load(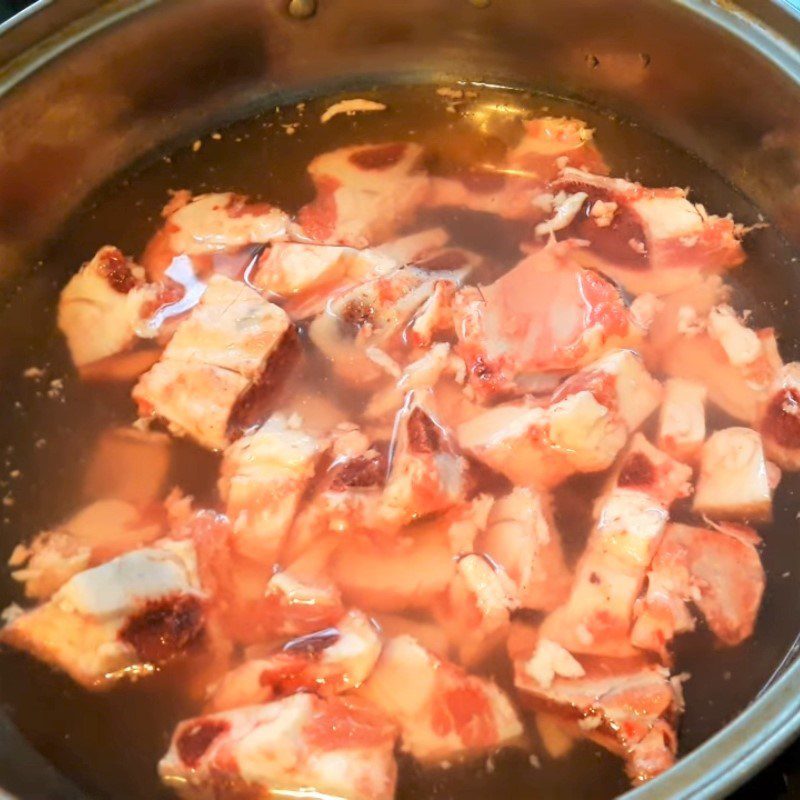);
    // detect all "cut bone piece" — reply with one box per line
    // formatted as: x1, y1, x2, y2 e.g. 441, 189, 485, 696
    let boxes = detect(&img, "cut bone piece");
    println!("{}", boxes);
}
296, 141, 429, 247
693, 427, 774, 522
553, 167, 744, 295
507, 117, 608, 179
454, 243, 645, 399
134, 275, 296, 450
309, 265, 461, 385
476, 487, 571, 612
281, 435, 389, 561
141, 191, 290, 281
207, 609, 382, 712
185, 509, 343, 647
514, 653, 682, 785
457, 350, 661, 489
648, 304, 782, 425
58, 246, 159, 370
379, 396, 469, 527
254, 228, 454, 322
331, 525, 456, 614
9, 499, 165, 601
631, 522, 764, 657
358, 635, 523, 762
83, 426, 172, 506
426, 118, 606, 221
159, 694, 398, 800
1, 541, 204, 689
439, 553, 514, 667
758, 362, 800, 470
611, 433, 694, 507
218, 414, 327, 565
644, 274, 728, 366
457, 396, 623, 491
540, 438, 691, 657
657, 379, 707, 462
551, 348, 664, 433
